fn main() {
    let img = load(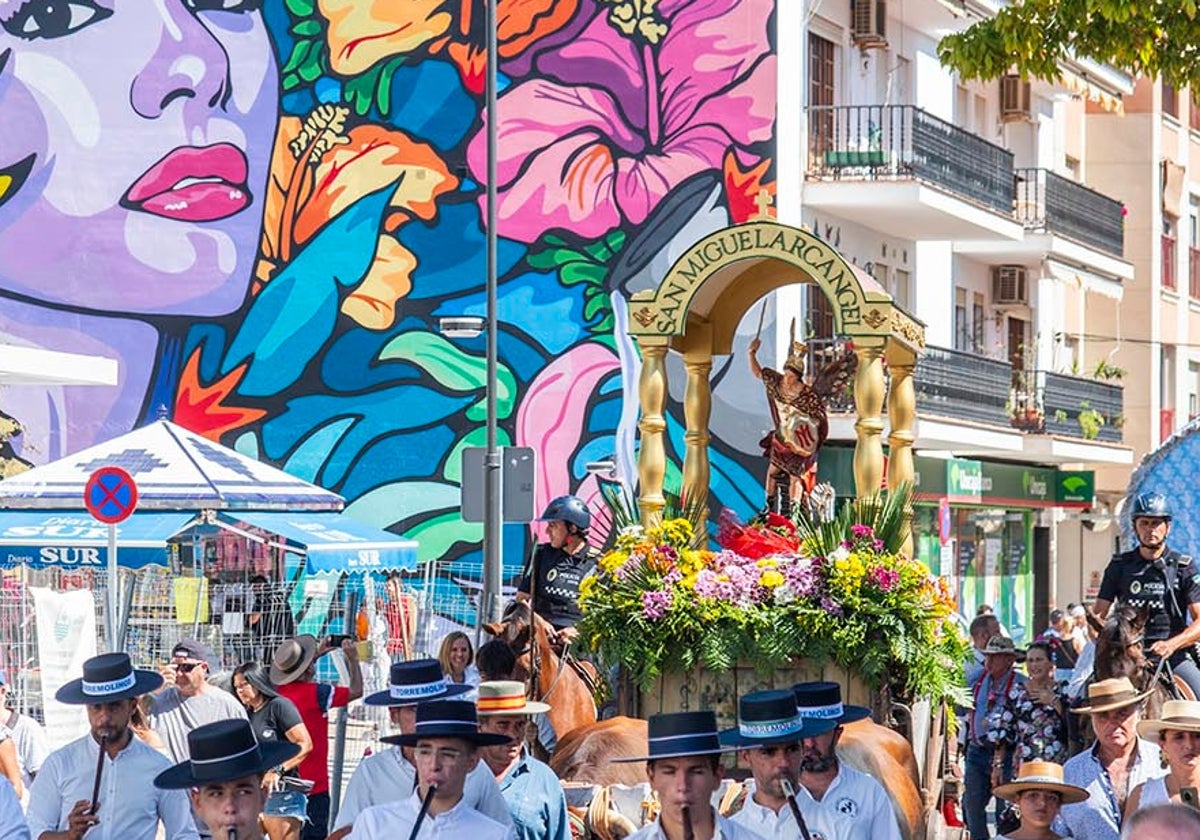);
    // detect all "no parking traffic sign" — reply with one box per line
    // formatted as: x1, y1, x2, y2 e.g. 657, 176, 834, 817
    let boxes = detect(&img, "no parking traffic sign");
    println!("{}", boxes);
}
85, 467, 138, 524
